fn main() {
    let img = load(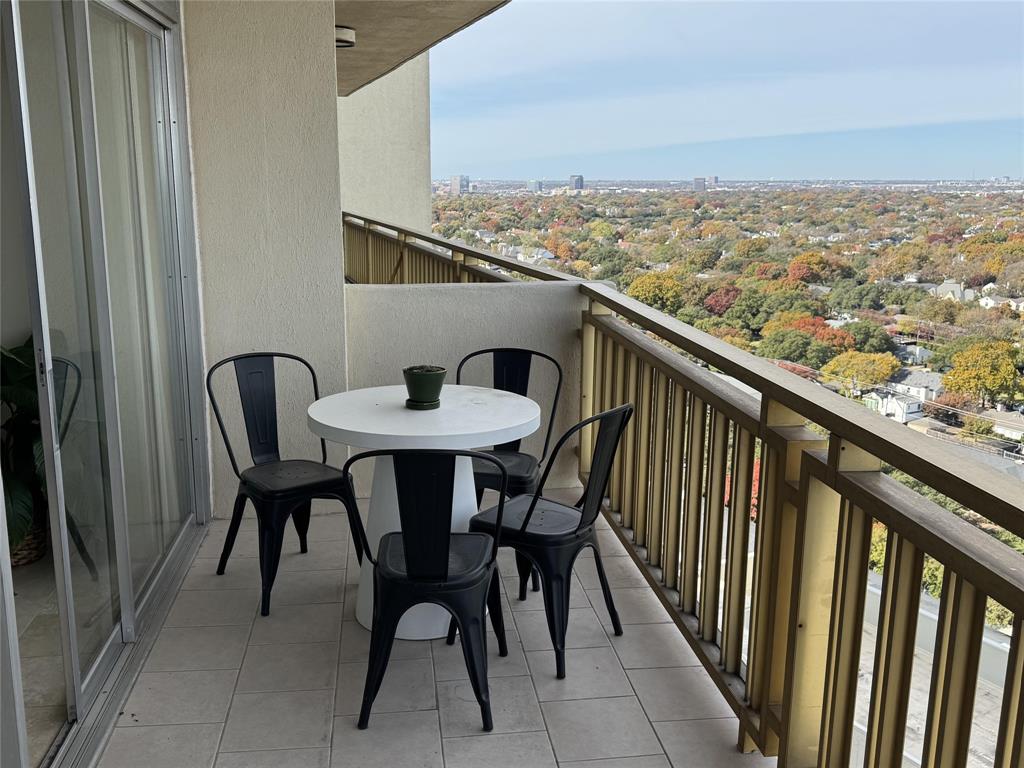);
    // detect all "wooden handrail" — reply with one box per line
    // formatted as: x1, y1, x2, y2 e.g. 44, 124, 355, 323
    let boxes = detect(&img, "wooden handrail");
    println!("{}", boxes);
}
804, 450, 1024, 614
580, 281, 1024, 537
343, 211, 579, 282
